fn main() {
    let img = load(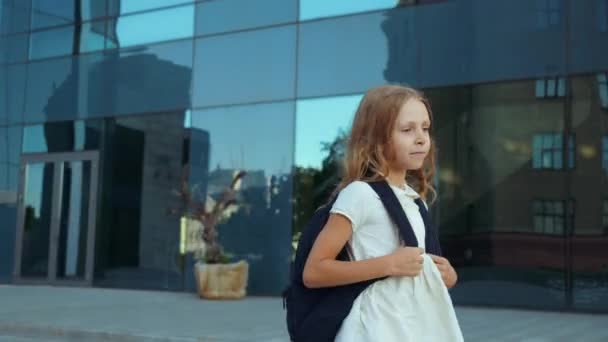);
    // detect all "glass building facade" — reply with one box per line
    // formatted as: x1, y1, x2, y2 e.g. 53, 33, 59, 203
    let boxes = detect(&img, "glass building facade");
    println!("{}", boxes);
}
0, 0, 606, 312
